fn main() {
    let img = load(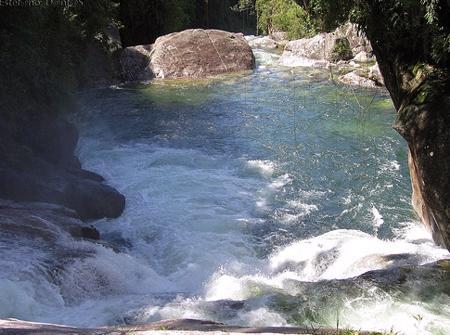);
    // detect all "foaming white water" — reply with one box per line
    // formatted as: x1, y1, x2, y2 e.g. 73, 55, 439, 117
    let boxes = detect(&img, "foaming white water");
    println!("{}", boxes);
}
341, 297, 450, 335
79, 143, 270, 292
371, 206, 384, 229
201, 225, 449, 334
205, 226, 447, 300
246, 160, 275, 178
2, 58, 449, 335
278, 51, 329, 68
253, 49, 281, 68
2, 135, 446, 332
